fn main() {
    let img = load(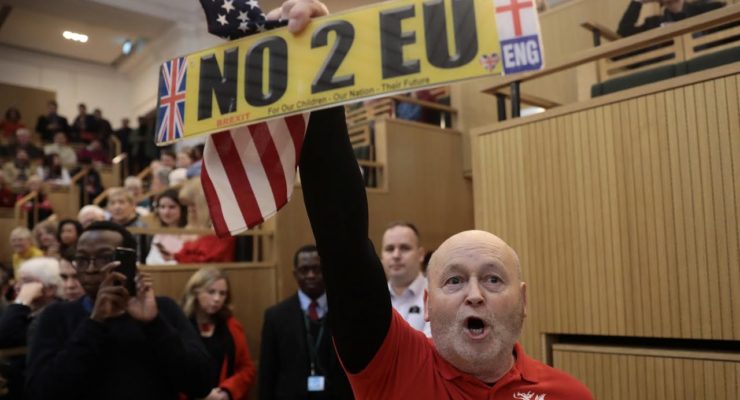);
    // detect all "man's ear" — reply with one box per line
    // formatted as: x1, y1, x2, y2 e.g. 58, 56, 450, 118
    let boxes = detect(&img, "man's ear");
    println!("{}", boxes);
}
418, 246, 426, 264
521, 282, 528, 318
423, 288, 430, 322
